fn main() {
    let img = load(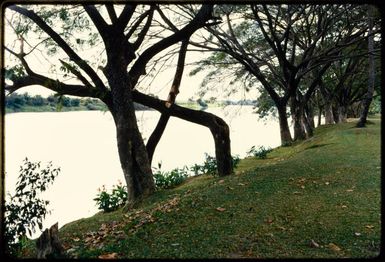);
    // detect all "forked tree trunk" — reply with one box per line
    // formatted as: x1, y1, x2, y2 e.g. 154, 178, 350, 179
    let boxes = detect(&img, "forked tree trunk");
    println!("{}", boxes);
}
146, 40, 188, 164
